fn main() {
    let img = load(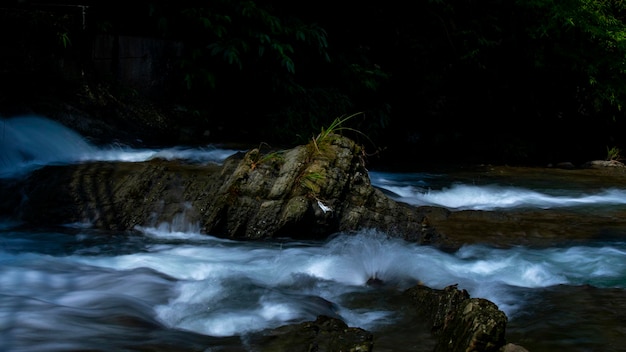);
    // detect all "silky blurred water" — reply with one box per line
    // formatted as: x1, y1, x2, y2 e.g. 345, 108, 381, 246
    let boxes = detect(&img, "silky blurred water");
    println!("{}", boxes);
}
2, 224, 626, 351
0, 116, 240, 178
2, 116, 626, 351
369, 170, 626, 210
